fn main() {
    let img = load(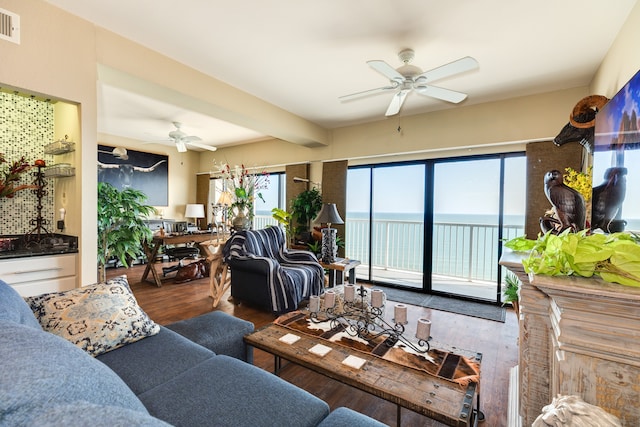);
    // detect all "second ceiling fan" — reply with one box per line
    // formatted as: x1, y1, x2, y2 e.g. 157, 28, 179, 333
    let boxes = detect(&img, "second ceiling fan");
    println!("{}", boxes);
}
340, 49, 479, 117
168, 122, 217, 153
